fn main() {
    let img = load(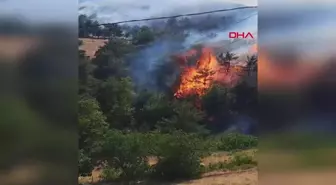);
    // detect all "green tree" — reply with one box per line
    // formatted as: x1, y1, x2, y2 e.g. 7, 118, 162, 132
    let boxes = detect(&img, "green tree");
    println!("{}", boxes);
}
134, 93, 174, 131
78, 96, 108, 177
78, 47, 101, 96
92, 37, 134, 80
132, 26, 155, 45
153, 131, 210, 180
157, 100, 208, 134
202, 84, 236, 132
99, 130, 150, 180
96, 77, 135, 130
79, 149, 94, 177
78, 96, 108, 153
230, 80, 257, 117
